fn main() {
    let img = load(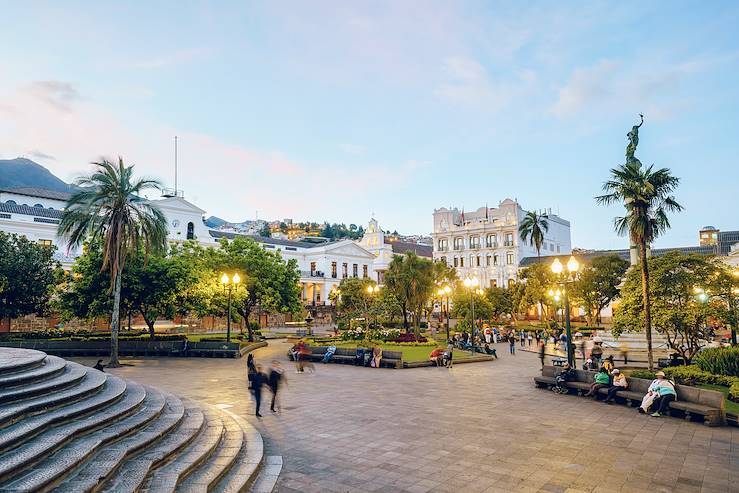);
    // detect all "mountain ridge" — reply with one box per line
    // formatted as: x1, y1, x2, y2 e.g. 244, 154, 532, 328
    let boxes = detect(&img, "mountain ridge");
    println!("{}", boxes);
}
0, 158, 72, 192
